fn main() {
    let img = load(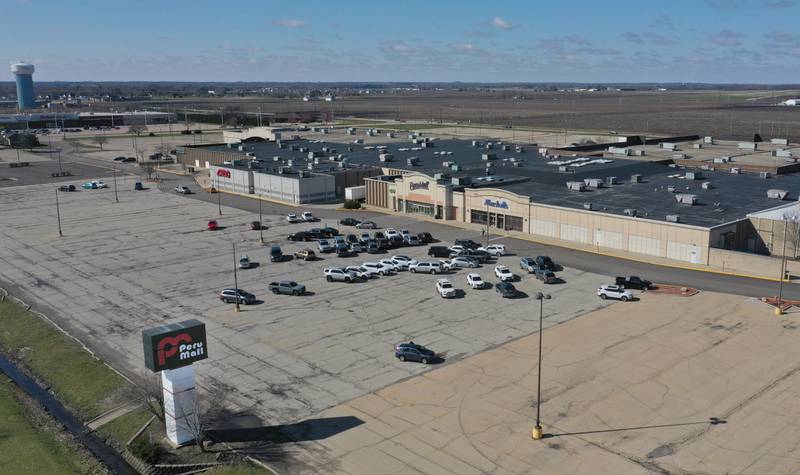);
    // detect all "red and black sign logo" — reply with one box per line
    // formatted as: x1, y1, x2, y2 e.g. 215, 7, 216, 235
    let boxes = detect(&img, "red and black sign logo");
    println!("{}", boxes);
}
216, 169, 231, 178
142, 320, 208, 372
